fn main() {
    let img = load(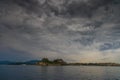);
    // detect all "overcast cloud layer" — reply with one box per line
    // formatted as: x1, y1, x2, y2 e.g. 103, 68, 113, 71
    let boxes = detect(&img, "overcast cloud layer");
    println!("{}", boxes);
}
0, 0, 120, 62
